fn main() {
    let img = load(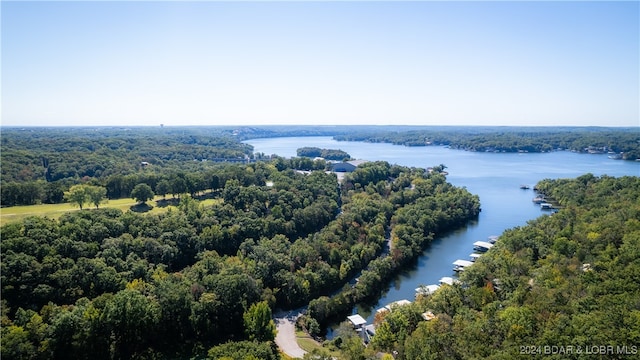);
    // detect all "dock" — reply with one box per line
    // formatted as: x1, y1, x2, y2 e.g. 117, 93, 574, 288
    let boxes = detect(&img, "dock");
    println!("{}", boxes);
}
473, 241, 494, 252
540, 202, 554, 210
376, 299, 412, 314
532, 195, 546, 203
453, 259, 474, 272
439, 276, 459, 286
415, 284, 440, 297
